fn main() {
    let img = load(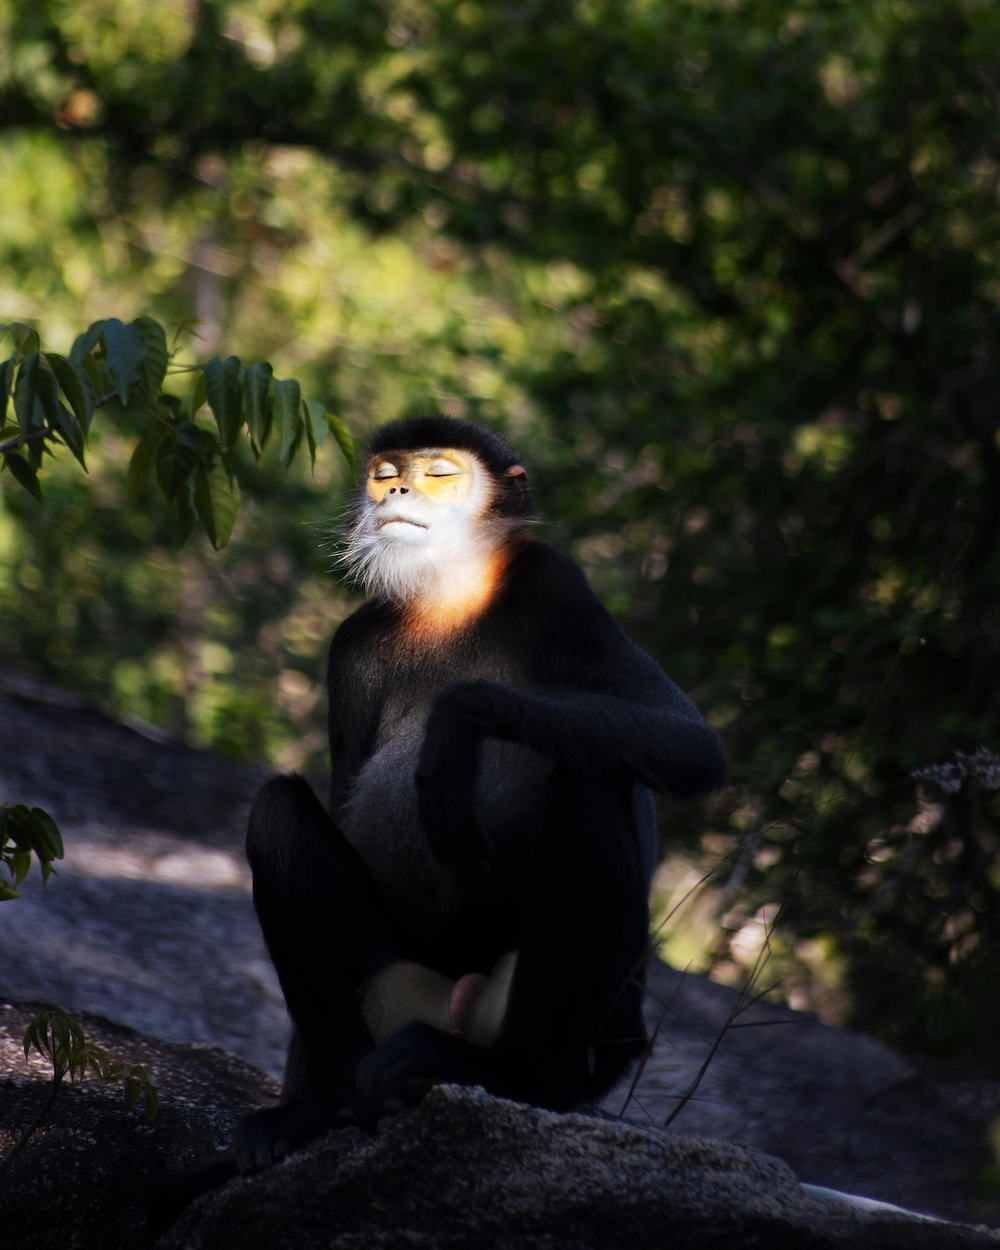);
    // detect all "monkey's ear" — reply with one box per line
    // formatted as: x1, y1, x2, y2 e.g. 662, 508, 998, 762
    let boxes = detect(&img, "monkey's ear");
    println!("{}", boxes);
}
505, 464, 528, 502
